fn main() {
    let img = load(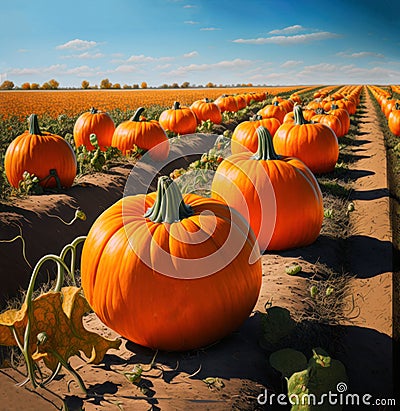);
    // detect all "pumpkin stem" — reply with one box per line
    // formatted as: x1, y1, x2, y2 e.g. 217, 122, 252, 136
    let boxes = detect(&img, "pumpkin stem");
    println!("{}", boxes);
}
173, 101, 181, 110
293, 105, 310, 125
28, 114, 42, 135
395, 102, 400, 111
249, 114, 263, 121
330, 104, 338, 110
251, 126, 280, 161
90, 107, 98, 114
130, 107, 146, 121
144, 176, 193, 223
